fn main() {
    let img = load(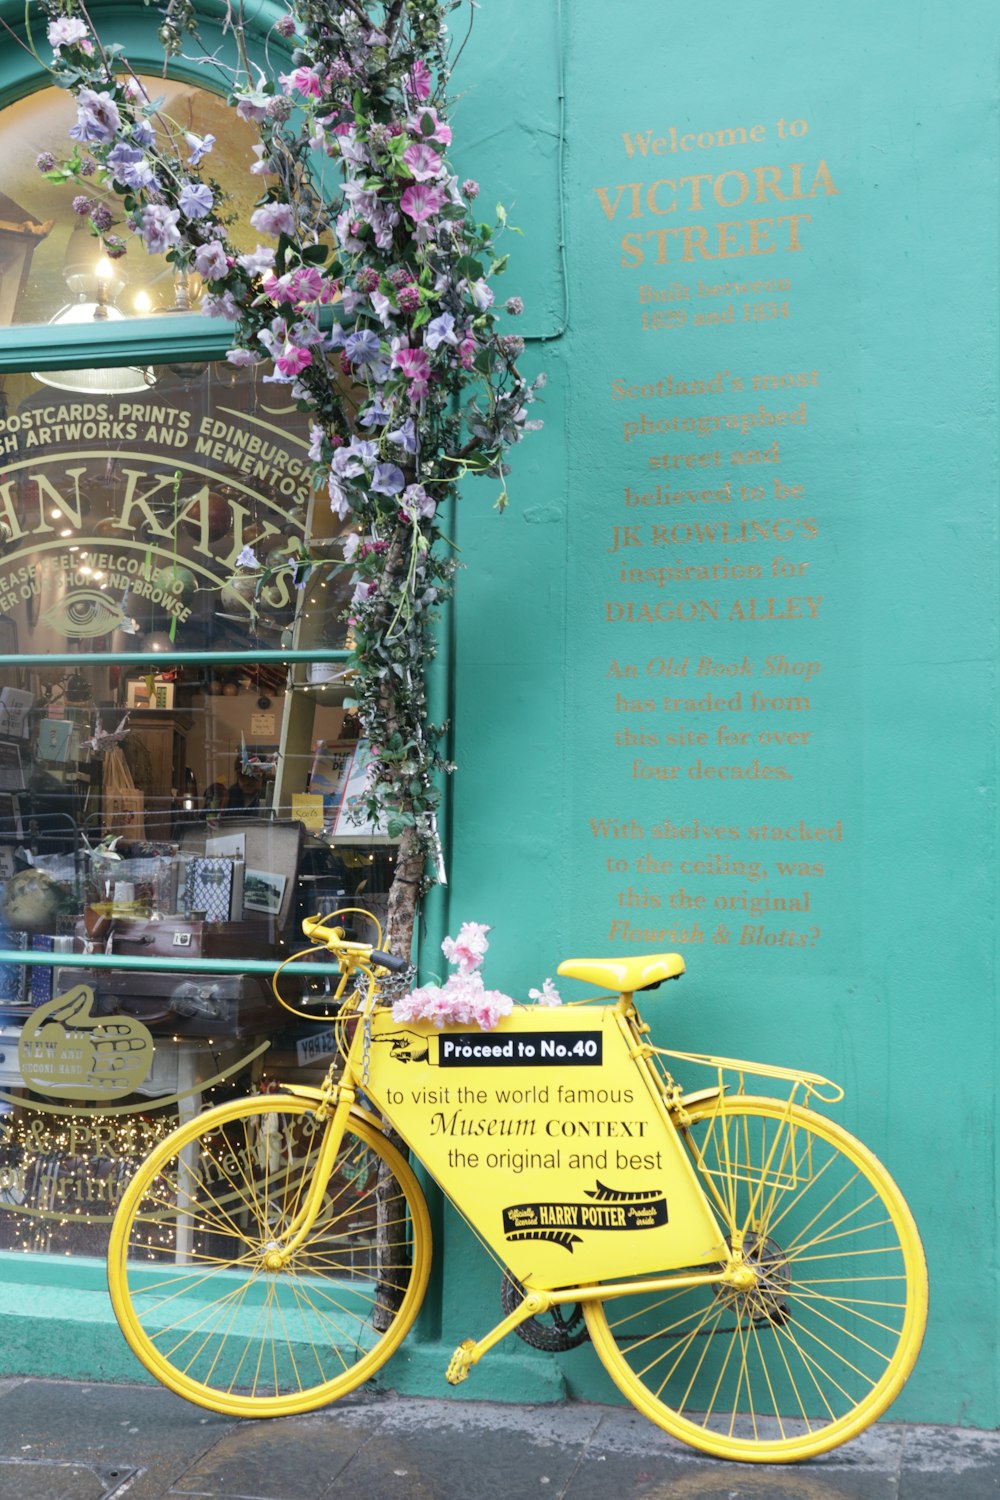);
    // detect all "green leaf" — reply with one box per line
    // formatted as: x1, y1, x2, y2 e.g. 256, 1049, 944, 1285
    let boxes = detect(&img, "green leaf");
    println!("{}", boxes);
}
455, 256, 484, 280
302, 243, 329, 264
